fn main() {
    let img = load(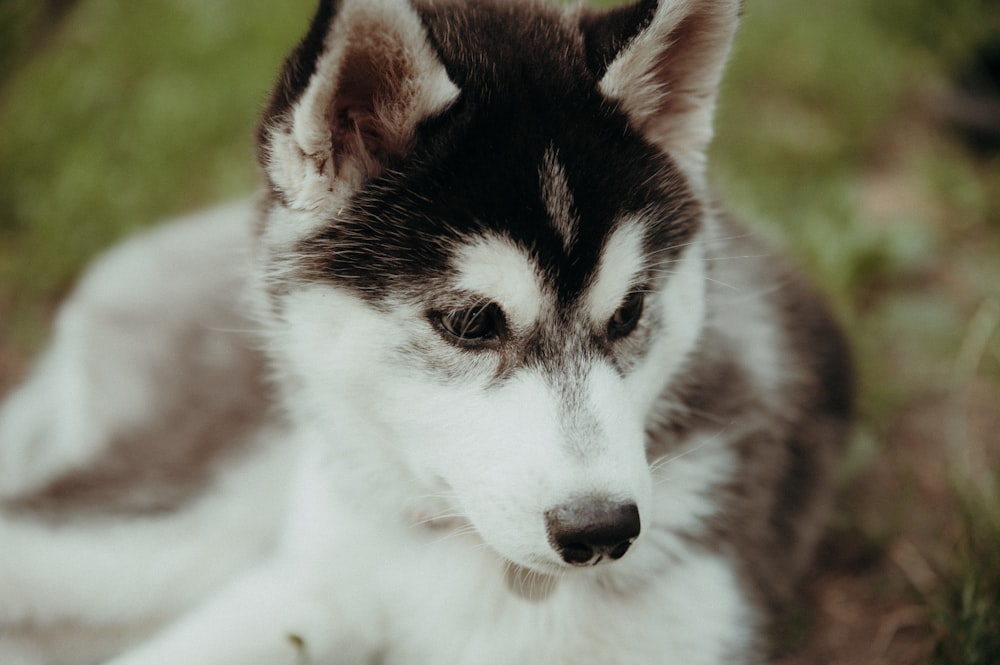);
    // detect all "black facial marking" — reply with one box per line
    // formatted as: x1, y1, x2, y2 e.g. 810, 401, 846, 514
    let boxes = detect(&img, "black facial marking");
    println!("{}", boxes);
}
292, 0, 701, 319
